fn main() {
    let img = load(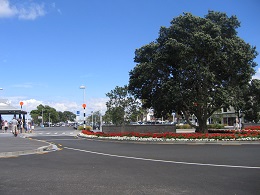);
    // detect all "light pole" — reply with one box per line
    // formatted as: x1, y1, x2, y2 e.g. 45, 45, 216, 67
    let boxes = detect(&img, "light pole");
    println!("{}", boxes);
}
80, 85, 86, 131
42, 109, 44, 128
49, 113, 51, 127
91, 111, 94, 130
100, 110, 102, 132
